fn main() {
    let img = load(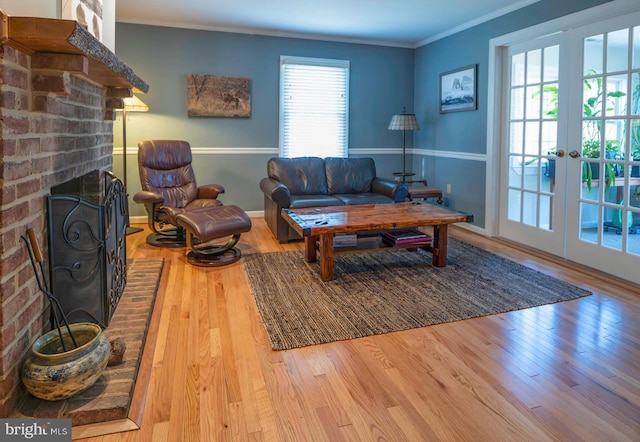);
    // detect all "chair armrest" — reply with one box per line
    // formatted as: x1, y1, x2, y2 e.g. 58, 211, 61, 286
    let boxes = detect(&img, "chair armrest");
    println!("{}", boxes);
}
372, 178, 409, 202
260, 177, 291, 207
197, 184, 225, 200
133, 190, 164, 205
